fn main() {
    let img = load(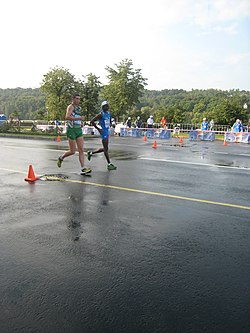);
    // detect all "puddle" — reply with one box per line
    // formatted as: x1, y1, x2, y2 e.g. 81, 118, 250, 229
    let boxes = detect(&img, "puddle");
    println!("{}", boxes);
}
110, 150, 137, 160
156, 143, 187, 148
40, 174, 69, 181
45, 145, 68, 151
215, 162, 235, 167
